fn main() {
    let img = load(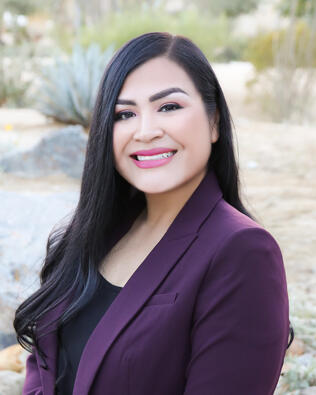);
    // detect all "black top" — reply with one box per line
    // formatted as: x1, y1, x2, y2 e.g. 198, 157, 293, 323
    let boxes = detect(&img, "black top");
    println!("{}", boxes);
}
55, 272, 123, 394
